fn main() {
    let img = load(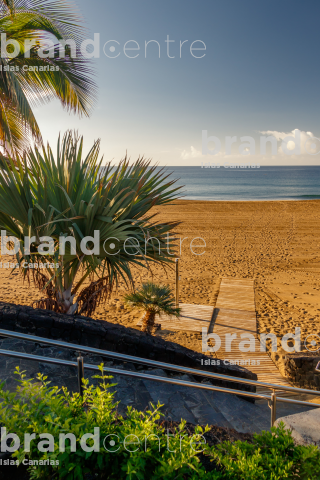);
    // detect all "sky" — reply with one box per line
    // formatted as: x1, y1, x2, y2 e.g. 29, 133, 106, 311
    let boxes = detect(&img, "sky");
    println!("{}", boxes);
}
34, 0, 320, 166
